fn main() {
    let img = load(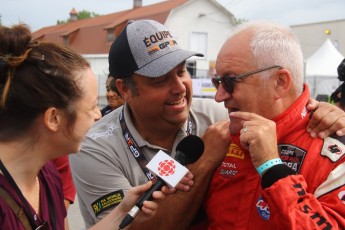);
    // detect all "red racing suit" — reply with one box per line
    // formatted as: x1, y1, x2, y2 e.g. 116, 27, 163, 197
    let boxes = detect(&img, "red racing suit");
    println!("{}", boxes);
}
204, 86, 345, 229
